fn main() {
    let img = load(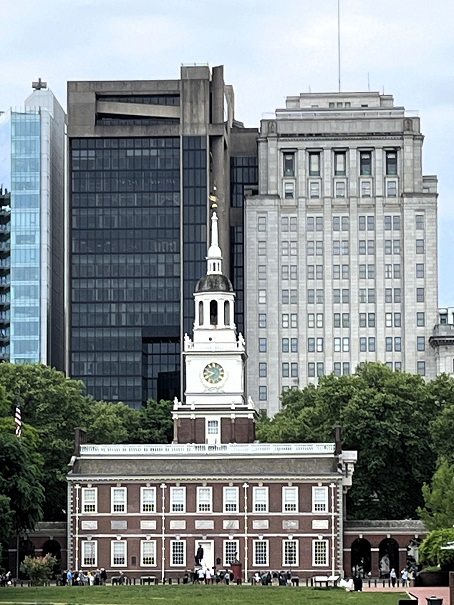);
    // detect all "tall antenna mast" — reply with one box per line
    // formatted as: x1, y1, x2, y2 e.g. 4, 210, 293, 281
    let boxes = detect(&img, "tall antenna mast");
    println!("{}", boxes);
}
337, 0, 341, 92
